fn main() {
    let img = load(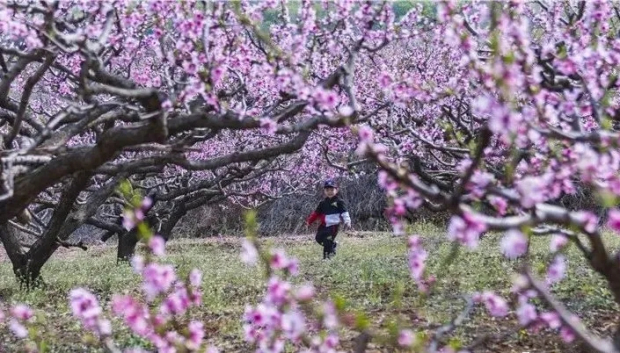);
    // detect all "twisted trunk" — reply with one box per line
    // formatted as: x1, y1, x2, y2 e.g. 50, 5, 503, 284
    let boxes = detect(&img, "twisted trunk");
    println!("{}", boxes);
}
0, 173, 123, 287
